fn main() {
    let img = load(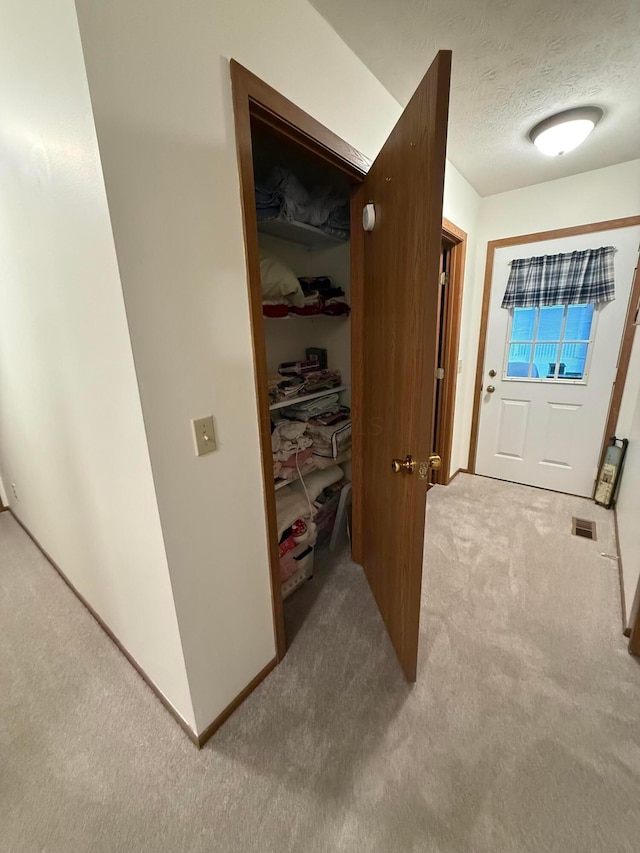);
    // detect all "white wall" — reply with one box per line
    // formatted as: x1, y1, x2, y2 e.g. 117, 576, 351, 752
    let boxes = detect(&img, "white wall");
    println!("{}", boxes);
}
0, 0, 194, 729
455, 159, 640, 473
